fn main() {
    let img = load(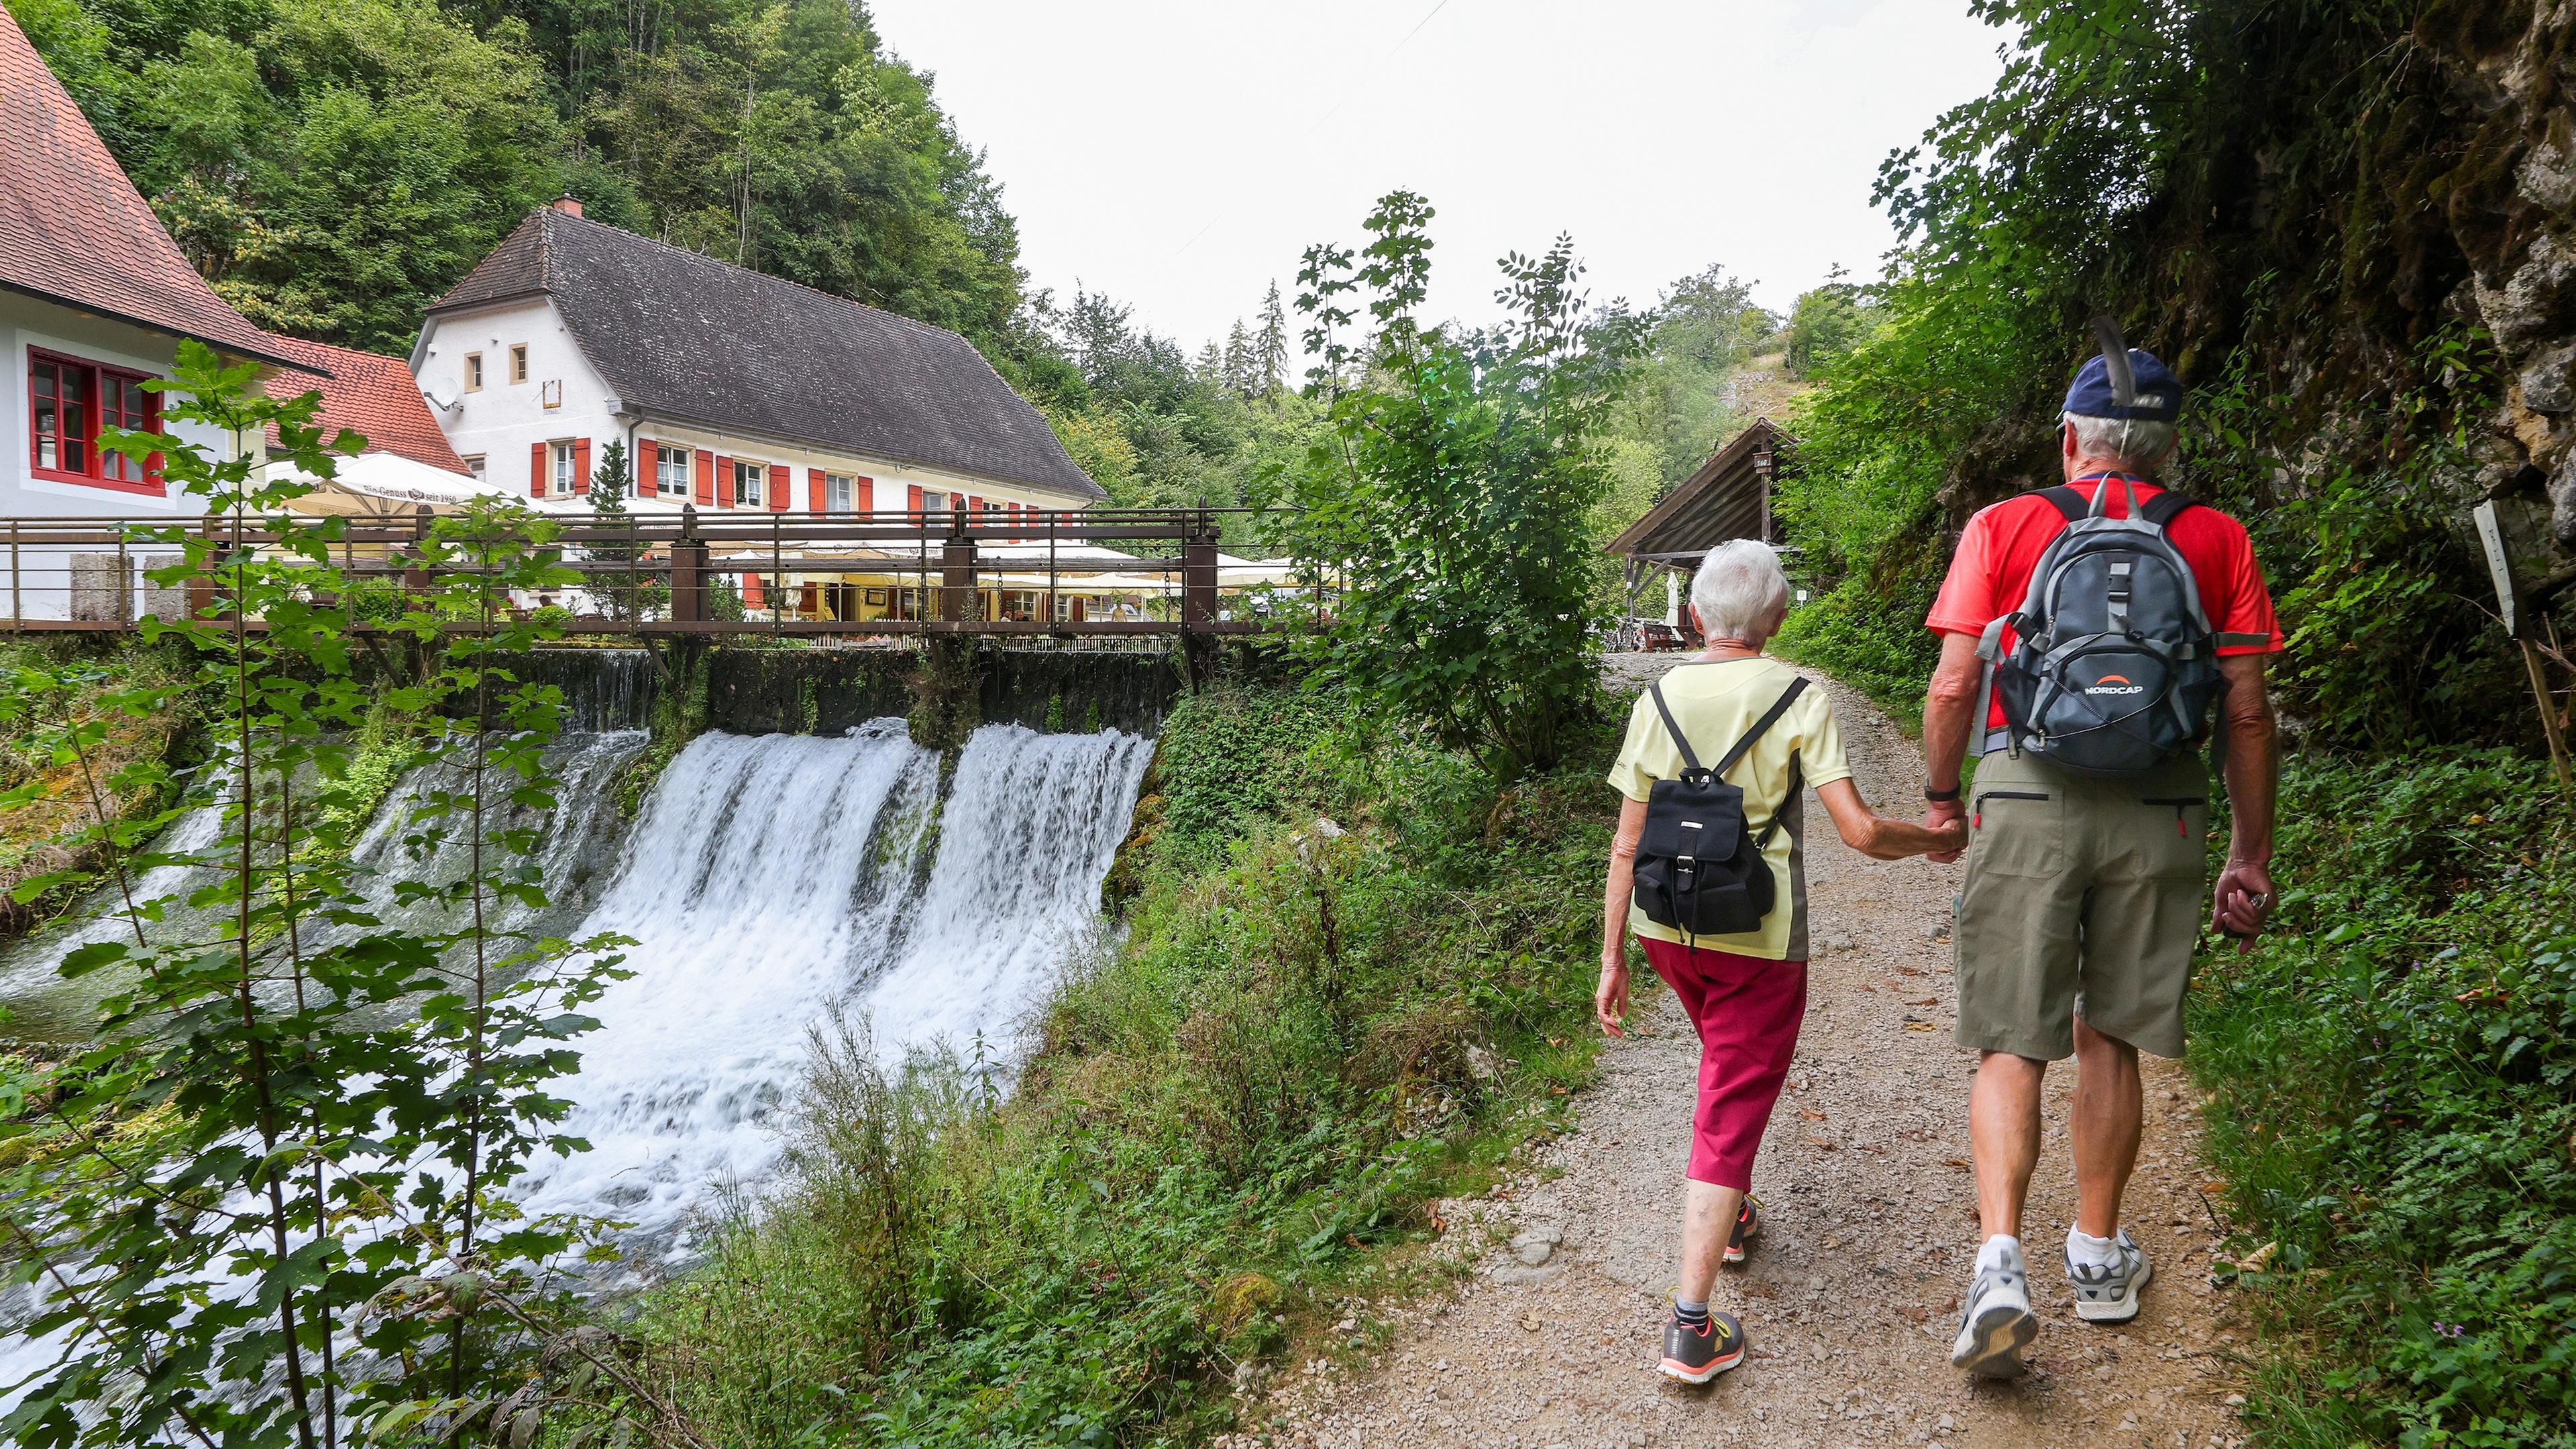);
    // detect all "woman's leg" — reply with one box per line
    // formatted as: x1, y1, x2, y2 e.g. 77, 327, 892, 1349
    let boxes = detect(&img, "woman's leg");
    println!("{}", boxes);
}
1686, 949, 1809, 1190
1678, 1180, 1748, 1305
